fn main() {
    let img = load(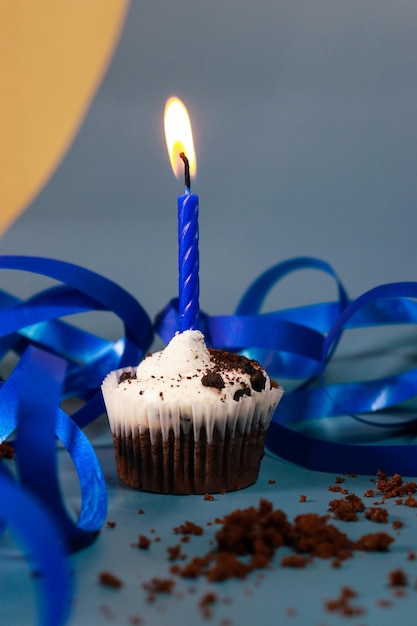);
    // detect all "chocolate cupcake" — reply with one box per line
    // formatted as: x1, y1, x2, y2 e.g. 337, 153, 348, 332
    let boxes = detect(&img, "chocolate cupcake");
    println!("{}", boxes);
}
101, 330, 283, 494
